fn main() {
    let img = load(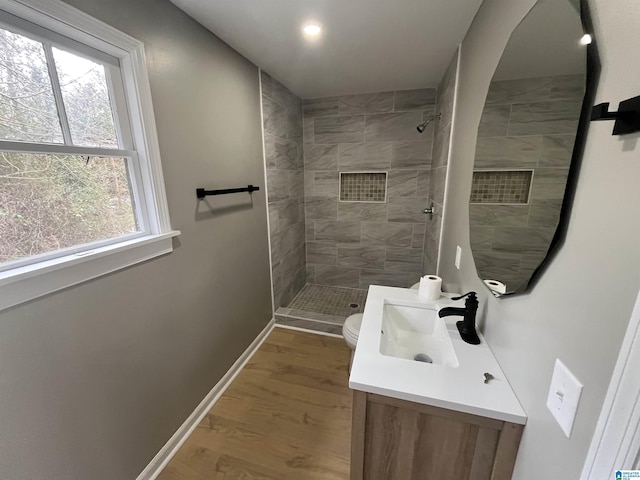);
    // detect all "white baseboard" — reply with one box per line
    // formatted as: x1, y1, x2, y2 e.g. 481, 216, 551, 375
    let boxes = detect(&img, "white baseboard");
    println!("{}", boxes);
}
274, 322, 343, 339
135, 318, 275, 480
